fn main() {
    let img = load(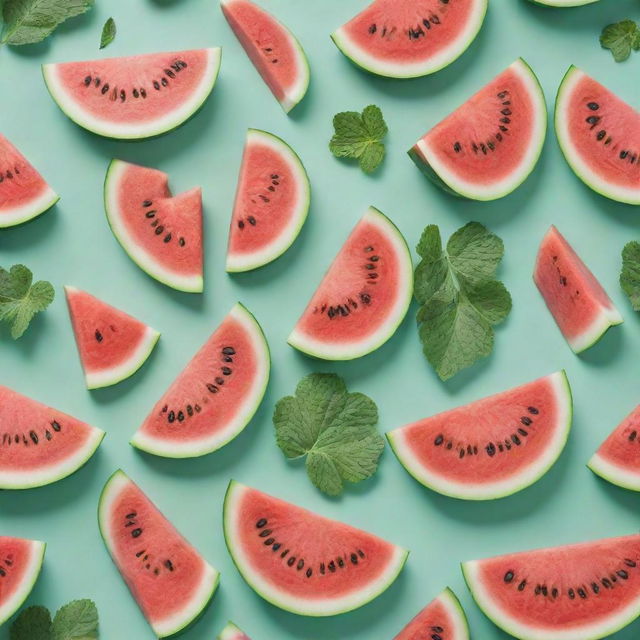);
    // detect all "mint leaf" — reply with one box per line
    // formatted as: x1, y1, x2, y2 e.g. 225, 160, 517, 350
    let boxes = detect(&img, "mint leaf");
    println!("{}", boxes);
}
414, 222, 512, 381
52, 599, 98, 640
329, 105, 388, 174
10, 606, 52, 640
600, 19, 640, 62
99, 16, 115, 49
274, 373, 384, 496
621, 241, 640, 310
